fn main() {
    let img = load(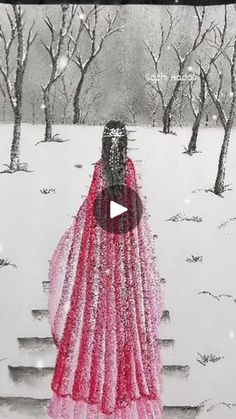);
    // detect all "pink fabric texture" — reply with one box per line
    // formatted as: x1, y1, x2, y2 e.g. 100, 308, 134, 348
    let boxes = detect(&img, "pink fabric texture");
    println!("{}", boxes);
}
48, 159, 164, 418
